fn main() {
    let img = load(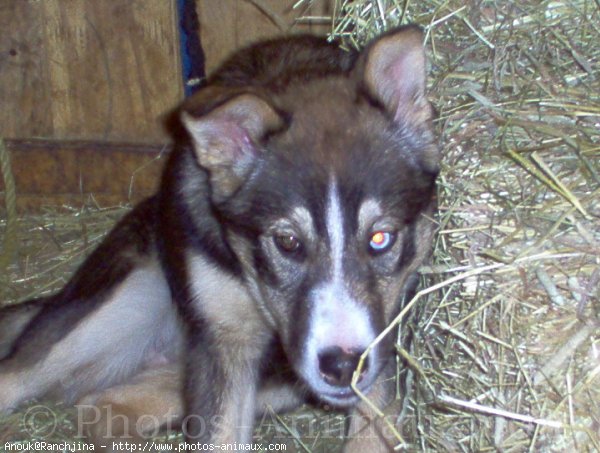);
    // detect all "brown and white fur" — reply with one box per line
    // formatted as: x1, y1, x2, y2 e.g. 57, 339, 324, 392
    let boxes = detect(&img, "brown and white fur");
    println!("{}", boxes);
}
0, 25, 439, 451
